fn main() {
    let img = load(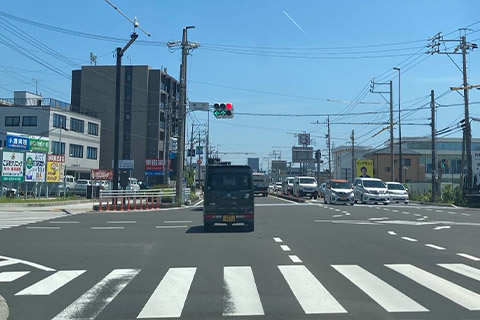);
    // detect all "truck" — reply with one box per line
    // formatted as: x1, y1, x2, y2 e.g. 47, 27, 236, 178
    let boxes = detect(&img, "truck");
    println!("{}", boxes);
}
252, 172, 268, 197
